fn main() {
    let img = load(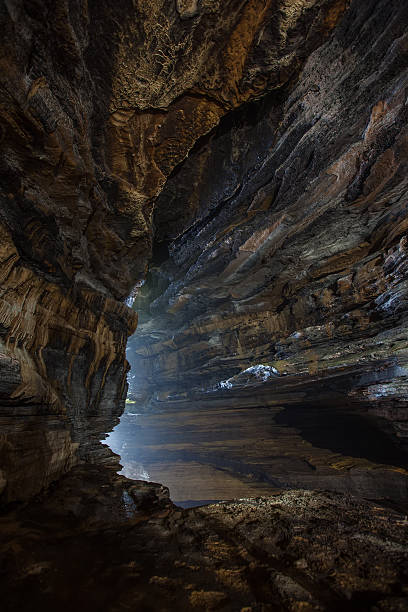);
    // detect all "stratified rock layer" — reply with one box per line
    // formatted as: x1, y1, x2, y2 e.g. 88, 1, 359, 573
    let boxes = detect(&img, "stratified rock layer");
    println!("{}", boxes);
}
0, 0, 347, 502
130, 0, 408, 462
0, 1, 408, 609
